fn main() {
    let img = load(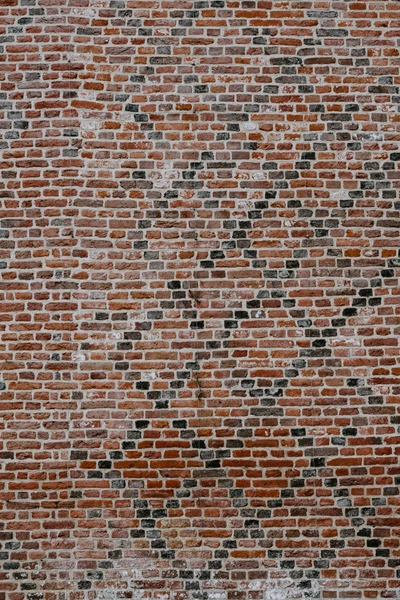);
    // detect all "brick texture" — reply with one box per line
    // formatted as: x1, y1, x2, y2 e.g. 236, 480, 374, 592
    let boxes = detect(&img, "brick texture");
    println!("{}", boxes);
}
1, 0, 400, 598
